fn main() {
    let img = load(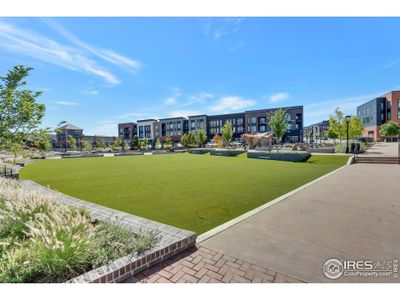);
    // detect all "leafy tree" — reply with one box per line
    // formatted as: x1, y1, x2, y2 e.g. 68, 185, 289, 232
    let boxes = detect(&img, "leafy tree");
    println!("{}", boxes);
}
329, 108, 345, 143
141, 138, 148, 149
213, 134, 222, 148
165, 135, 172, 145
67, 135, 77, 151
187, 132, 197, 148
96, 140, 106, 149
180, 134, 188, 147
325, 128, 339, 144
268, 109, 287, 147
34, 128, 52, 155
196, 126, 208, 148
348, 116, 364, 138
0, 66, 45, 149
380, 121, 400, 139
112, 137, 121, 151
221, 121, 233, 147
131, 135, 139, 149
155, 137, 161, 149
81, 140, 92, 152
